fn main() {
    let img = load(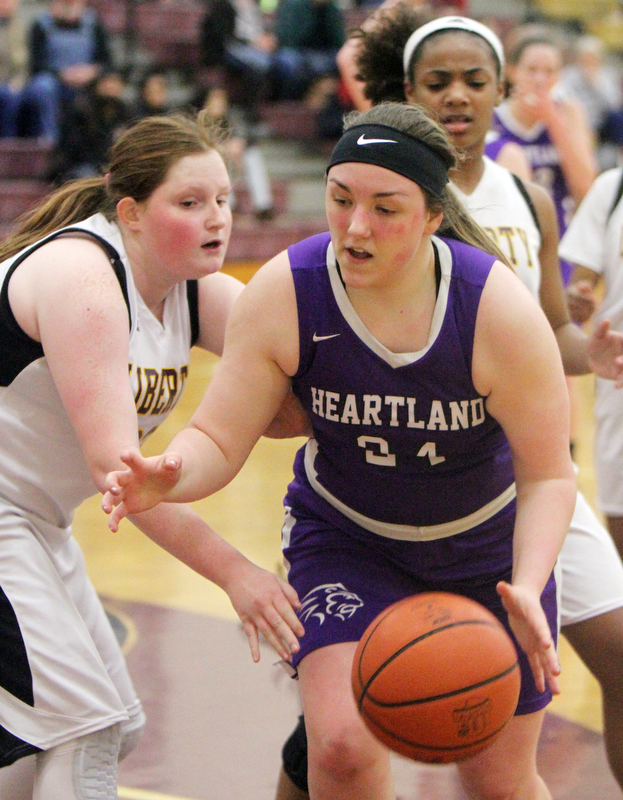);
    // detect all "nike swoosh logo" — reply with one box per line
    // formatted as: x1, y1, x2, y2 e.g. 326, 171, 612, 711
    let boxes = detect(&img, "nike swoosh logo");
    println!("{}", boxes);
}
357, 134, 398, 145
313, 333, 341, 342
